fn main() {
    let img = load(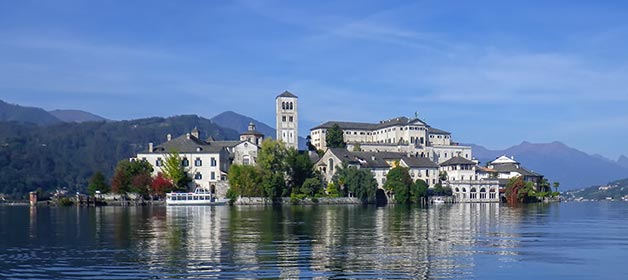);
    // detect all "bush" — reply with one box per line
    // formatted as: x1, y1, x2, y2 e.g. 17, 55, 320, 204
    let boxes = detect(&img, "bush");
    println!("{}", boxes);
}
226, 188, 239, 205
290, 193, 307, 204
58, 197, 74, 206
